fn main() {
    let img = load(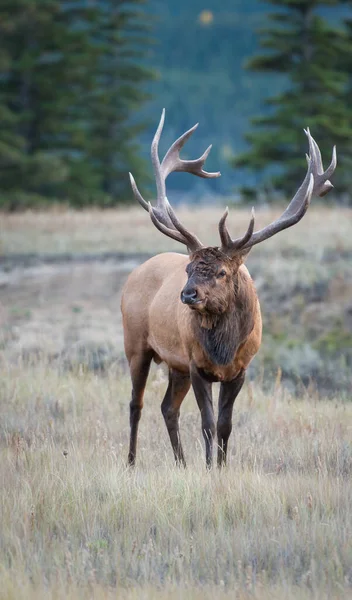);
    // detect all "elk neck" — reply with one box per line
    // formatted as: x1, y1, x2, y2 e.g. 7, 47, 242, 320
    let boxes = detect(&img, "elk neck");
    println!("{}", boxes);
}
192, 268, 256, 366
